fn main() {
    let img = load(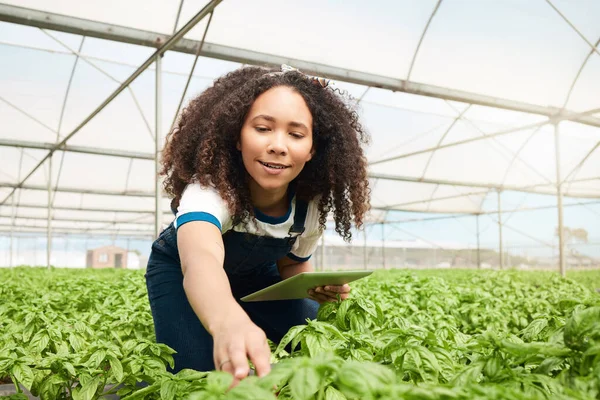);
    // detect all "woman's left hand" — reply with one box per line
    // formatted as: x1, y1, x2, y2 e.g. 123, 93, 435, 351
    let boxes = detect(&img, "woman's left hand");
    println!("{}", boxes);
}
308, 284, 351, 303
